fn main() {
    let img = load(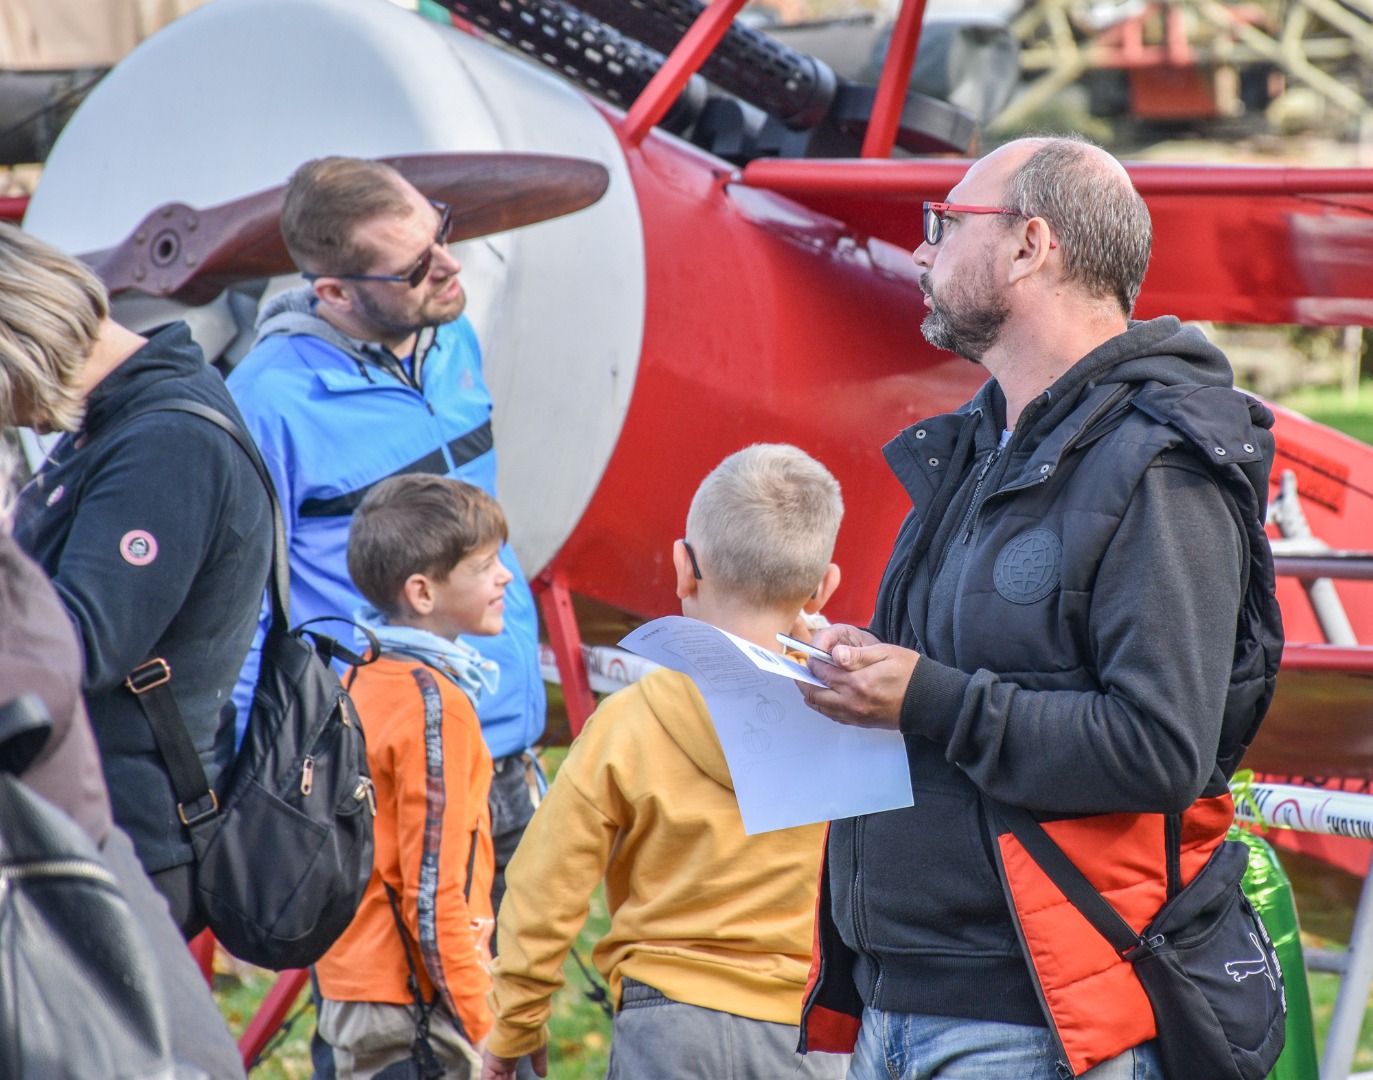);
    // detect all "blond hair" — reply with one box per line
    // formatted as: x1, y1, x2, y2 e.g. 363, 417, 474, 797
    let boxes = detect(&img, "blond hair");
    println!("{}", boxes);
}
0, 222, 106, 433
686, 443, 843, 609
